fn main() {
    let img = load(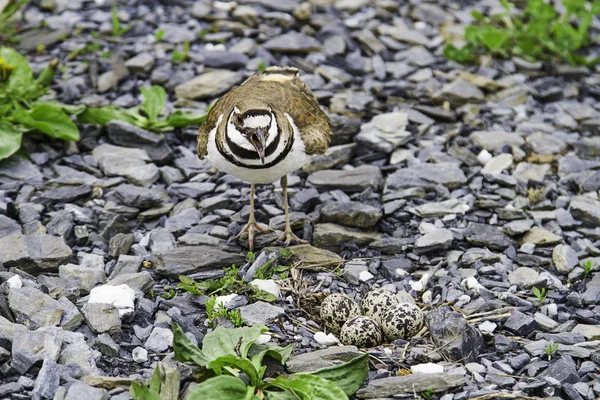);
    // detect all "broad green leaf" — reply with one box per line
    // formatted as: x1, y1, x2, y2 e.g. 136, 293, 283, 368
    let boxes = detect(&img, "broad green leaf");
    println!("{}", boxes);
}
286, 374, 347, 400
249, 344, 293, 372
141, 85, 166, 122
129, 381, 162, 400
0, 46, 43, 101
266, 376, 312, 400
12, 103, 79, 141
479, 25, 510, 51
186, 376, 254, 400
149, 365, 161, 393
207, 356, 260, 386
78, 106, 138, 126
201, 325, 268, 362
0, 121, 23, 160
179, 275, 196, 285
166, 110, 207, 128
265, 391, 299, 400
309, 353, 369, 397
172, 322, 210, 367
